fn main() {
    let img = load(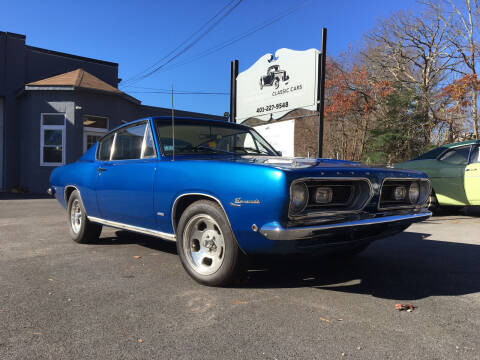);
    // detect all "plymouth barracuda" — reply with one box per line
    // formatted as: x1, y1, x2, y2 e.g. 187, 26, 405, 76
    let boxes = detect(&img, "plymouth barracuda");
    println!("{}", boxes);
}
49, 117, 432, 286
396, 140, 480, 210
